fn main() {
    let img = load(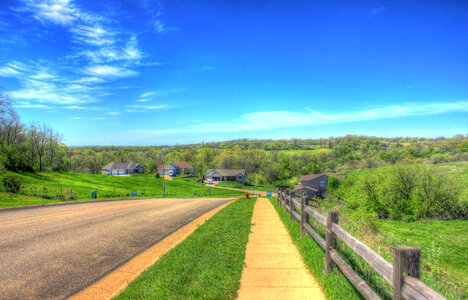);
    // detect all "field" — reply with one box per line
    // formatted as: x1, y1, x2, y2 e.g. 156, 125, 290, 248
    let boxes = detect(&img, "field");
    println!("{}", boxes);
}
0, 172, 244, 208
319, 161, 468, 298
279, 148, 332, 156
117, 197, 256, 299
214, 181, 277, 192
